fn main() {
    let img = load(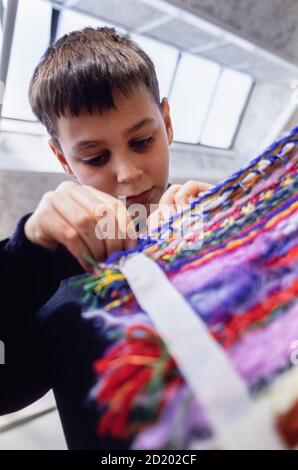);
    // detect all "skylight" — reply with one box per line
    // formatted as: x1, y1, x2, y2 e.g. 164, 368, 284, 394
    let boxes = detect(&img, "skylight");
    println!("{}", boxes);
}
169, 53, 221, 144
0, 0, 253, 150
200, 68, 253, 148
1, 0, 52, 120
131, 33, 178, 99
